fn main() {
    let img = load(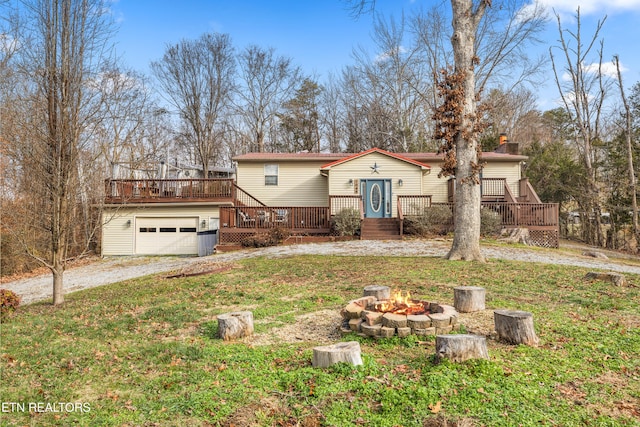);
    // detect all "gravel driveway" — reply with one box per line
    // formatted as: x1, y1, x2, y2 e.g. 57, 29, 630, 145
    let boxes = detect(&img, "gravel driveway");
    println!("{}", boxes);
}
4, 239, 639, 305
